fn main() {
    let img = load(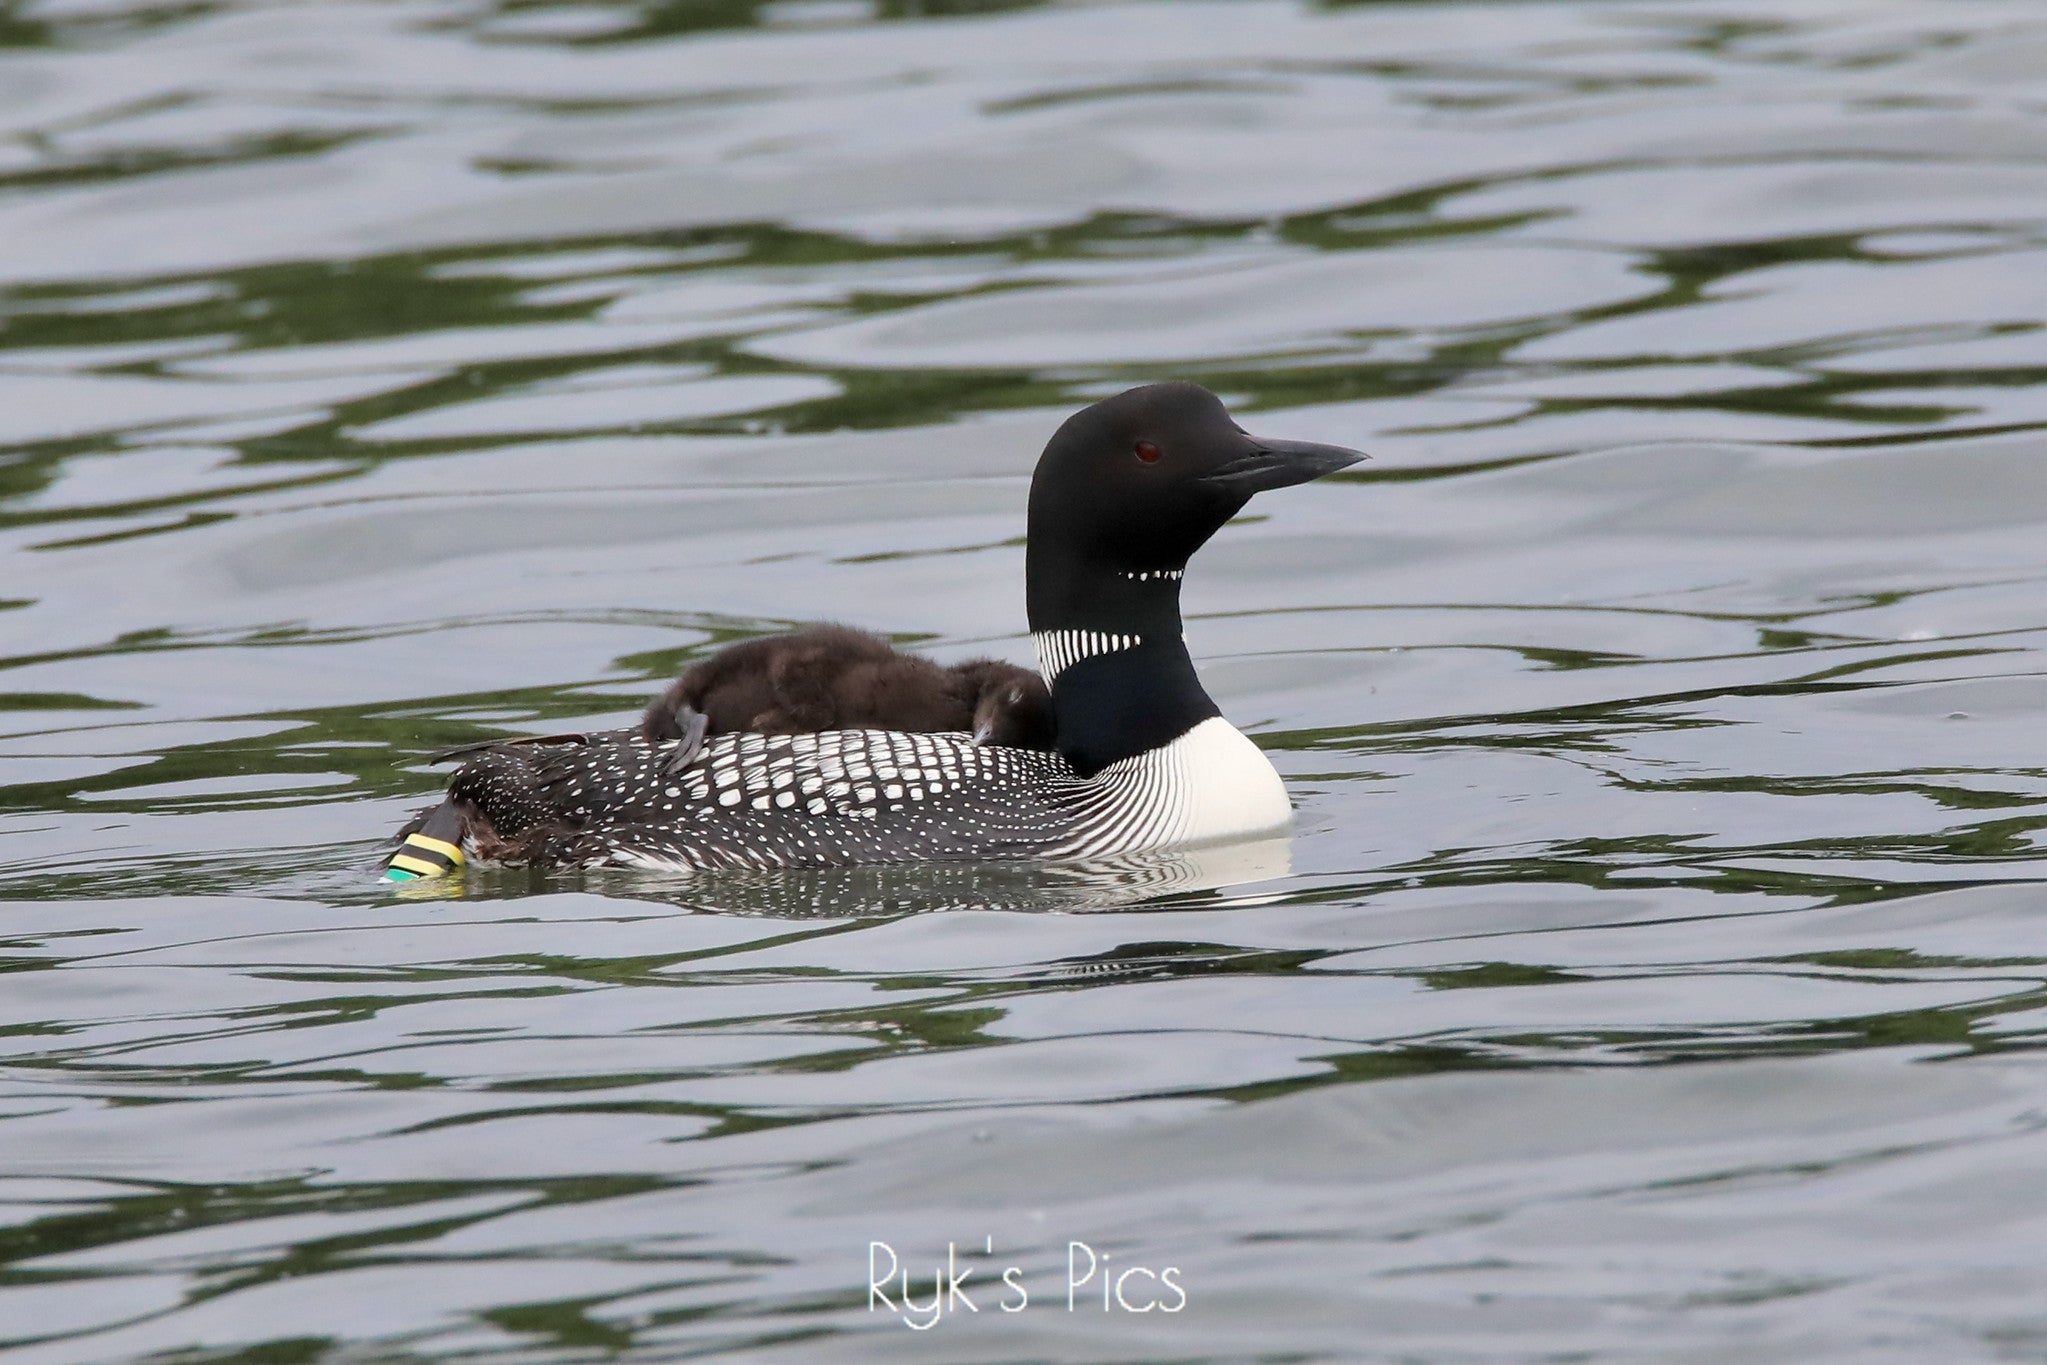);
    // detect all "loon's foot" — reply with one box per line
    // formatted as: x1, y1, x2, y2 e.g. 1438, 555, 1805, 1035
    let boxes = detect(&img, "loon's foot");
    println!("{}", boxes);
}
660, 706, 710, 776
385, 799, 467, 881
